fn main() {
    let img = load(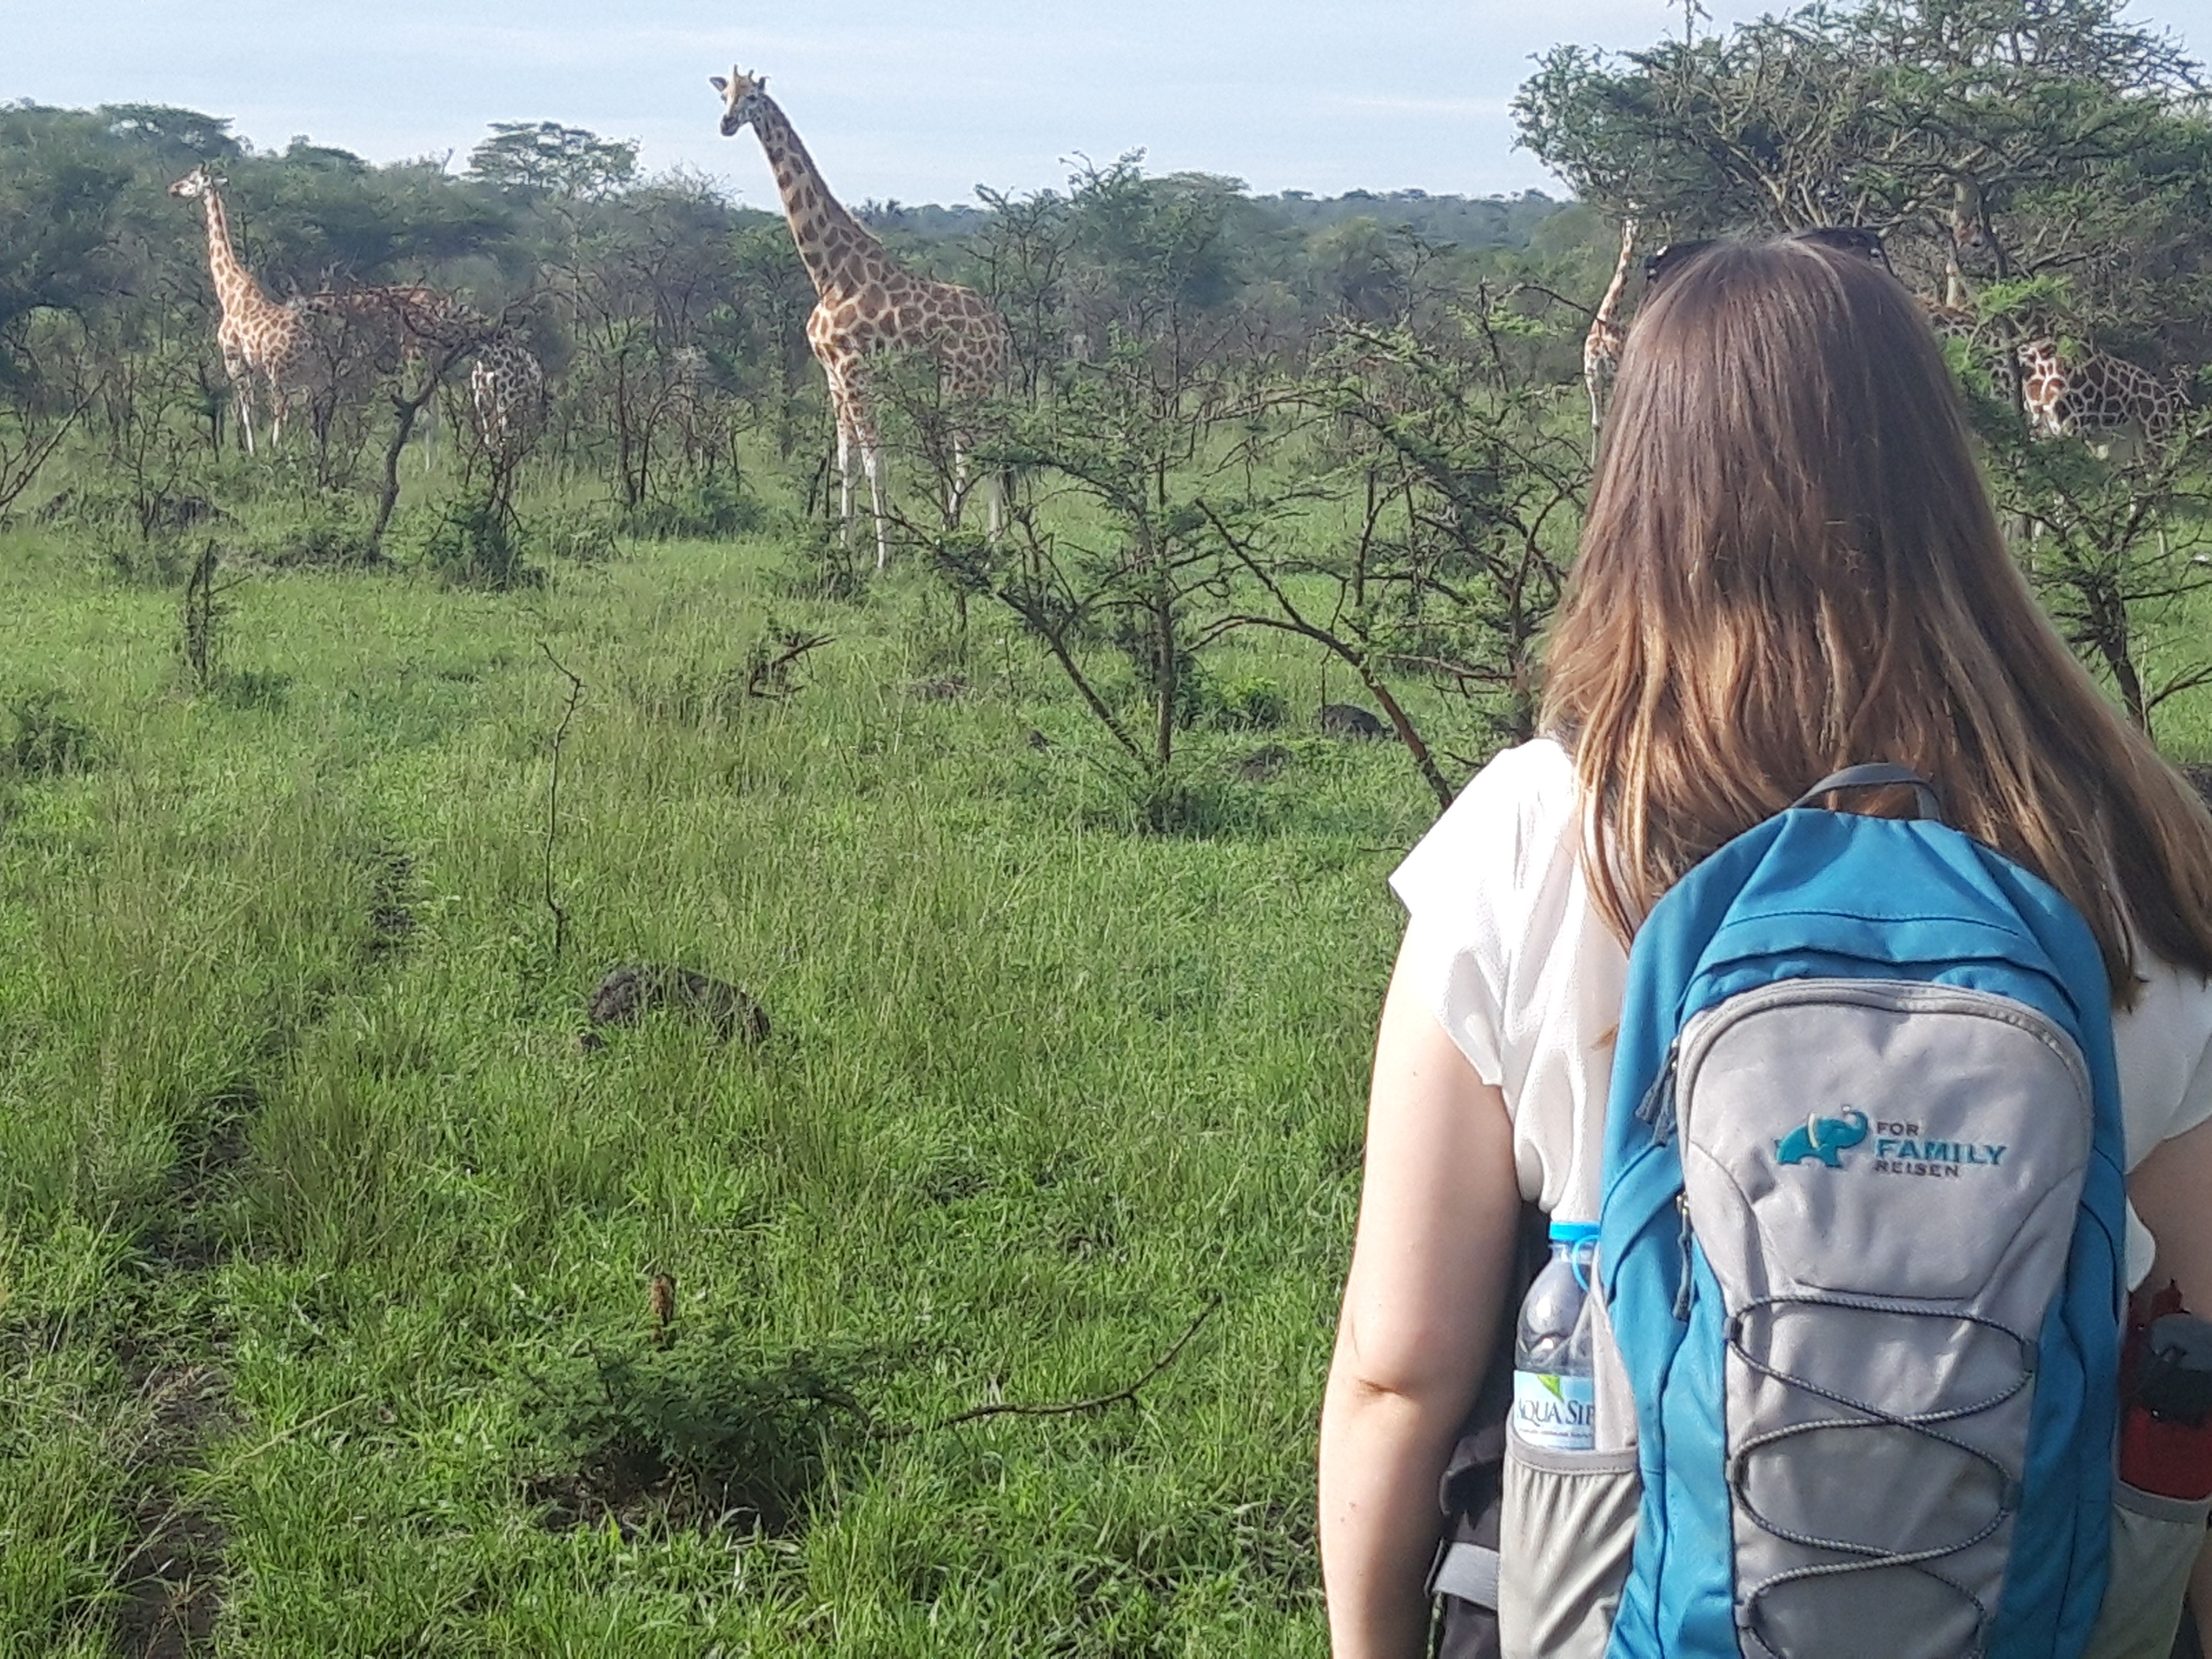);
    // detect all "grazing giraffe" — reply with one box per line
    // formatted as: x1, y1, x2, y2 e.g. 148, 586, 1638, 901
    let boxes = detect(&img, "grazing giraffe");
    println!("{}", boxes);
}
297, 284, 494, 467
2016, 338, 2188, 450
299, 285, 493, 367
168, 167, 312, 454
468, 329, 546, 466
711, 66, 1010, 569
1582, 216, 1638, 446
